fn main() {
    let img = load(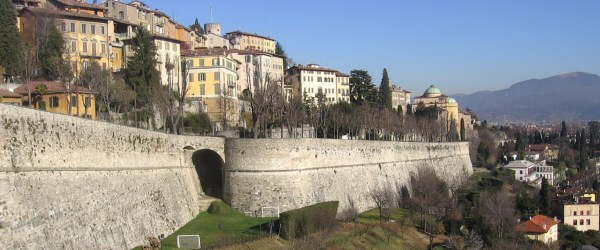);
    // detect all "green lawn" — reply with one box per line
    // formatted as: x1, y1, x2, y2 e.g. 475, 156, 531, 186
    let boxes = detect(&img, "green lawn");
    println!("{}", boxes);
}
358, 207, 409, 225
138, 201, 275, 249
